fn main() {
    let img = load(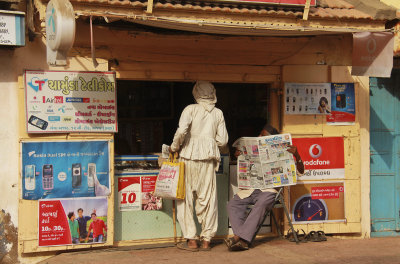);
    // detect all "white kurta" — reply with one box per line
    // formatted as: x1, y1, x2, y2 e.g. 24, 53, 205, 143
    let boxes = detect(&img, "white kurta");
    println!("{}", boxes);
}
171, 103, 228, 241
